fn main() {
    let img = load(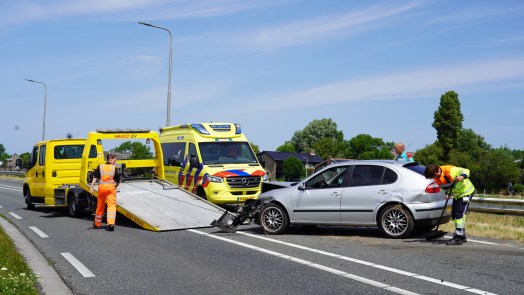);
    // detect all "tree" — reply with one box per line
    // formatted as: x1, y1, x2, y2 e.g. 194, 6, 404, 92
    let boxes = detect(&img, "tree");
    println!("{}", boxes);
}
282, 156, 305, 181
250, 143, 260, 154
476, 148, 520, 192
413, 142, 443, 166
19, 152, 31, 168
0, 144, 10, 168
290, 118, 344, 153
347, 134, 394, 160
113, 141, 153, 160
432, 91, 464, 159
276, 142, 295, 153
